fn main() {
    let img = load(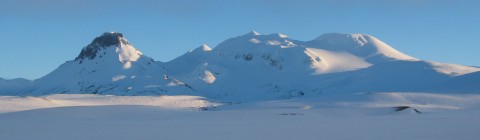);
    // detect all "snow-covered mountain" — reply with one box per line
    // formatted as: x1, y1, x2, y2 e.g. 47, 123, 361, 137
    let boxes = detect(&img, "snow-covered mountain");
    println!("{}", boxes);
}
3, 31, 479, 101
23, 32, 195, 95
302, 60, 480, 94
164, 44, 212, 75
435, 71, 480, 93
165, 31, 480, 101
305, 33, 416, 63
